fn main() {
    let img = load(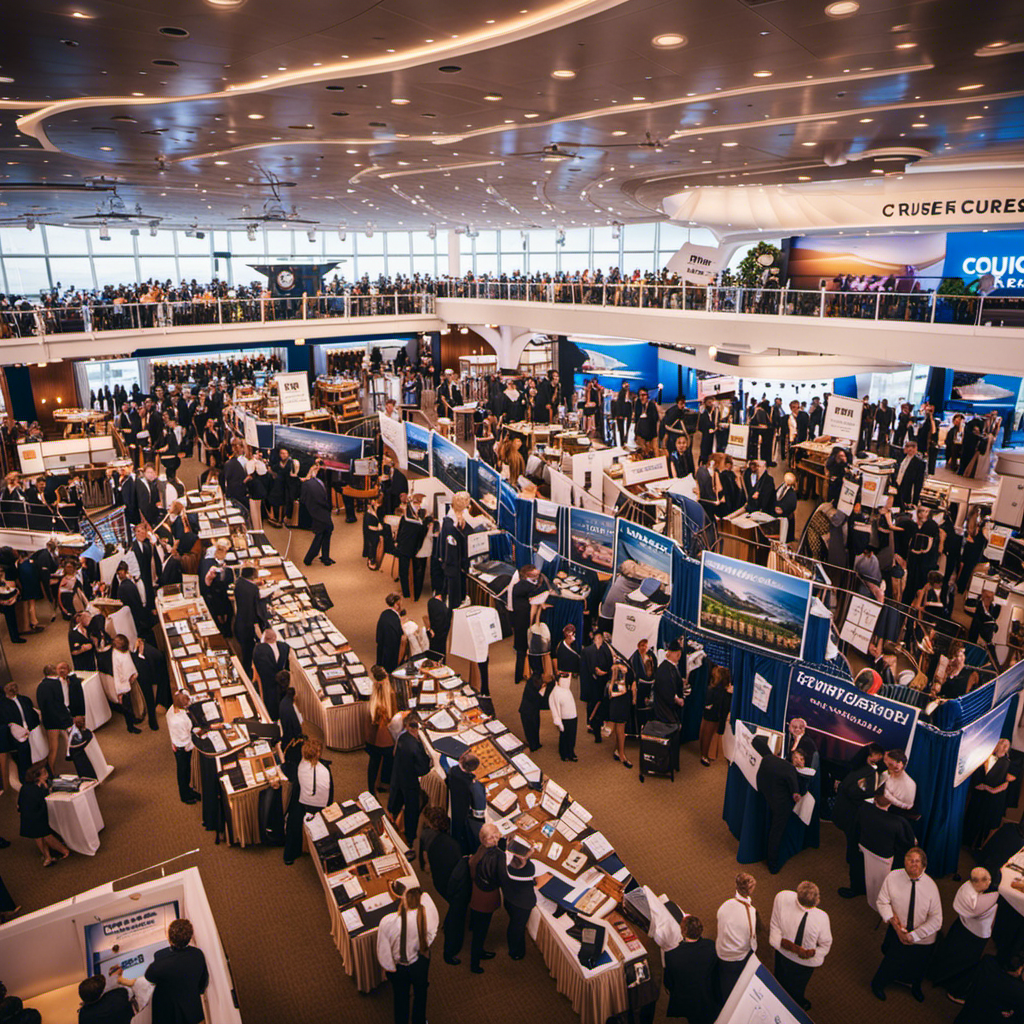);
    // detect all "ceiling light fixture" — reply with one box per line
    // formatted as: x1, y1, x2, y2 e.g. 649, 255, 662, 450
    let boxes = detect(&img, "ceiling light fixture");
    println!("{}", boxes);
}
524, 112, 540, 118
247, 113, 264, 119
722, 141, 738, 147
824, 1, 859, 16
247, 224, 257, 241
798, 175, 811, 181
801, 141, 817, 146
214, 159, 228, 165
98, 221, 110, 240
306, 228, 316, 243
895, 41, 917, 49
391, 97, 410, 105
859, 117, 873, 122
483, 92, 503, 101
958, 83, 985, 90
651, 33, 686, 49
912, 121, 928, 127
752, 70, 772, 78
975, 41, 1024, 56
551, 69, 576, 79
